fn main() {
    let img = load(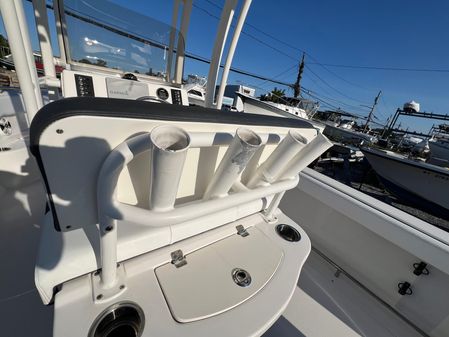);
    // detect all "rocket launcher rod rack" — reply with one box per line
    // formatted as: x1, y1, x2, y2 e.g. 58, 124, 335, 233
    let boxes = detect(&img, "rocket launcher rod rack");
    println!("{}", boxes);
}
97, 126, 332, 289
